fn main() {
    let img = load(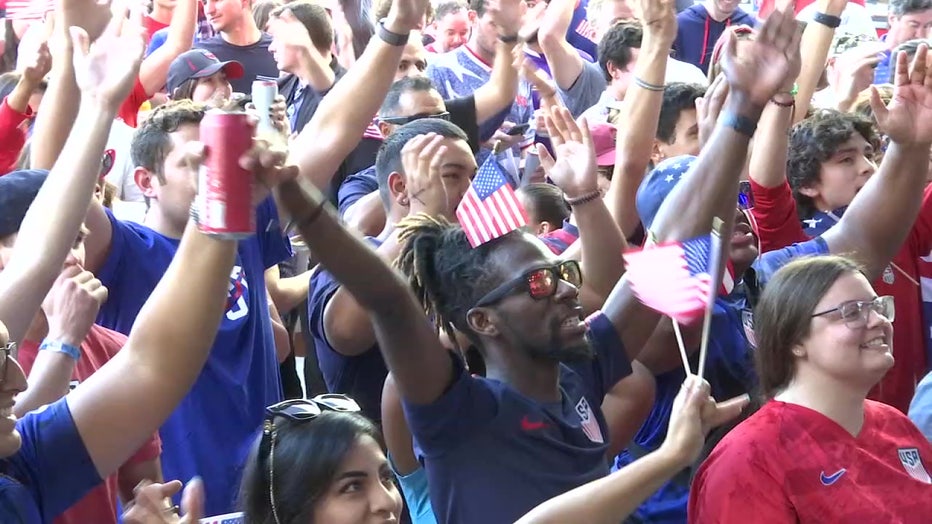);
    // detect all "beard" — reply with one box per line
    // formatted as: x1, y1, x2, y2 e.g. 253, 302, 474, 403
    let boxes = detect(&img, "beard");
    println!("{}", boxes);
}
523, 317, 594, 363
